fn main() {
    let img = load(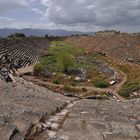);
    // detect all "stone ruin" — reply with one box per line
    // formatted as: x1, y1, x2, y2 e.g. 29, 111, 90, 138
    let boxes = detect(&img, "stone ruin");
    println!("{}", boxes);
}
0, 37, 139, 140
0, 38, 49, 82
